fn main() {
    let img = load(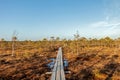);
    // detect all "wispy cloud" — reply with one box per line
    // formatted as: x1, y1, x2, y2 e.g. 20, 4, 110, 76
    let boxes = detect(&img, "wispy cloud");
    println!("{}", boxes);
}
88, 0, 120, 38
87, 17, 120, 38
90, 21, 108, 28
90, 20, 120, 28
